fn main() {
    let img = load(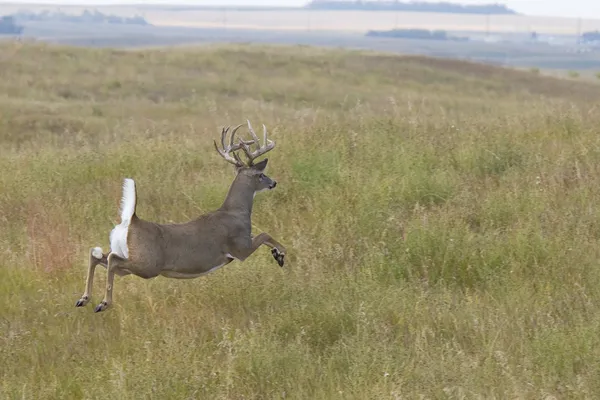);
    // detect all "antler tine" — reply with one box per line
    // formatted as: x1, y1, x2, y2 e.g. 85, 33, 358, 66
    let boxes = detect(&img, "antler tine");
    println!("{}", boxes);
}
239, 120, 276, 165
246, 119, 260, 144
213, 139, 237, 166
262, 124, 273, 146
229, 123, 245, 149
238, 137, 253, 161
262, 124, 268, 146
233, 151, 244, 165
220, 126, 230, 150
